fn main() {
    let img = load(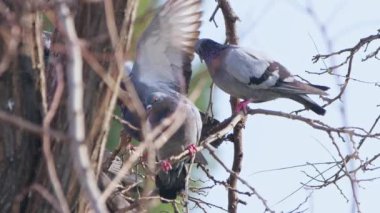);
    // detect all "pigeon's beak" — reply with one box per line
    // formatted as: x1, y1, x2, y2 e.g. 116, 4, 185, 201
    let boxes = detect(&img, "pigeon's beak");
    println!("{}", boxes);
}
146, 105, 152, 116
198, 55, 203, 63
